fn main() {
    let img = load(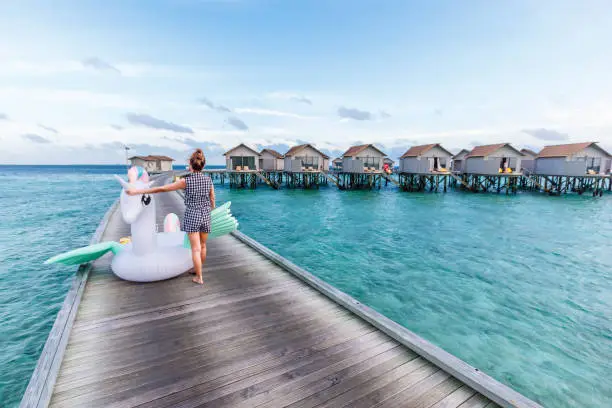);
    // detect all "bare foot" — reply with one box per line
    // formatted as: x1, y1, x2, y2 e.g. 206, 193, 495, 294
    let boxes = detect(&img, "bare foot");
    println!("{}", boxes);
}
192, 276, 204, 285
